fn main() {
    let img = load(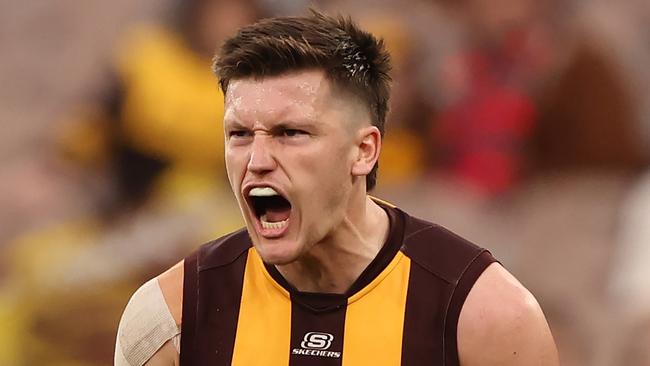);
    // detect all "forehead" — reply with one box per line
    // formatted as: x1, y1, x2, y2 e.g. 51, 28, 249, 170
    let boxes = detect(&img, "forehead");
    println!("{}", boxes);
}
223, 70, 336, 124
